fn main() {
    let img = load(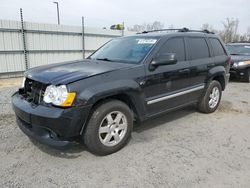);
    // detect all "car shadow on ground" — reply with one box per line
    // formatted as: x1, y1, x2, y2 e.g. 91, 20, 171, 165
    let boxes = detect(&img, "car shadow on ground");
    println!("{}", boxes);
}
31, 105, 197, 158
30, 138, 87, 159
134, 105, 196, 133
